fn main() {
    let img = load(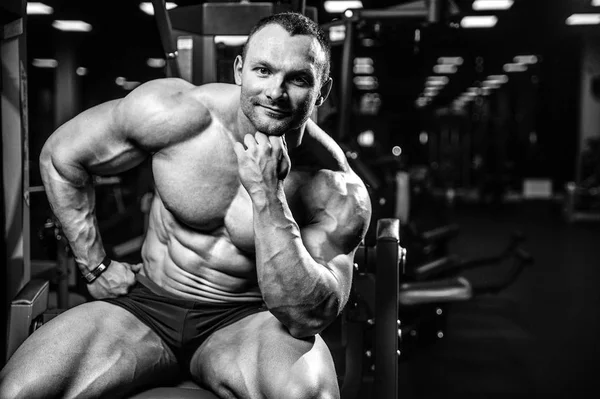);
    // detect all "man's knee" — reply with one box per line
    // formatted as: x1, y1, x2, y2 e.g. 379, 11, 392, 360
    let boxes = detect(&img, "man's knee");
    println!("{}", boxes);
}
279, 368, 340, 399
